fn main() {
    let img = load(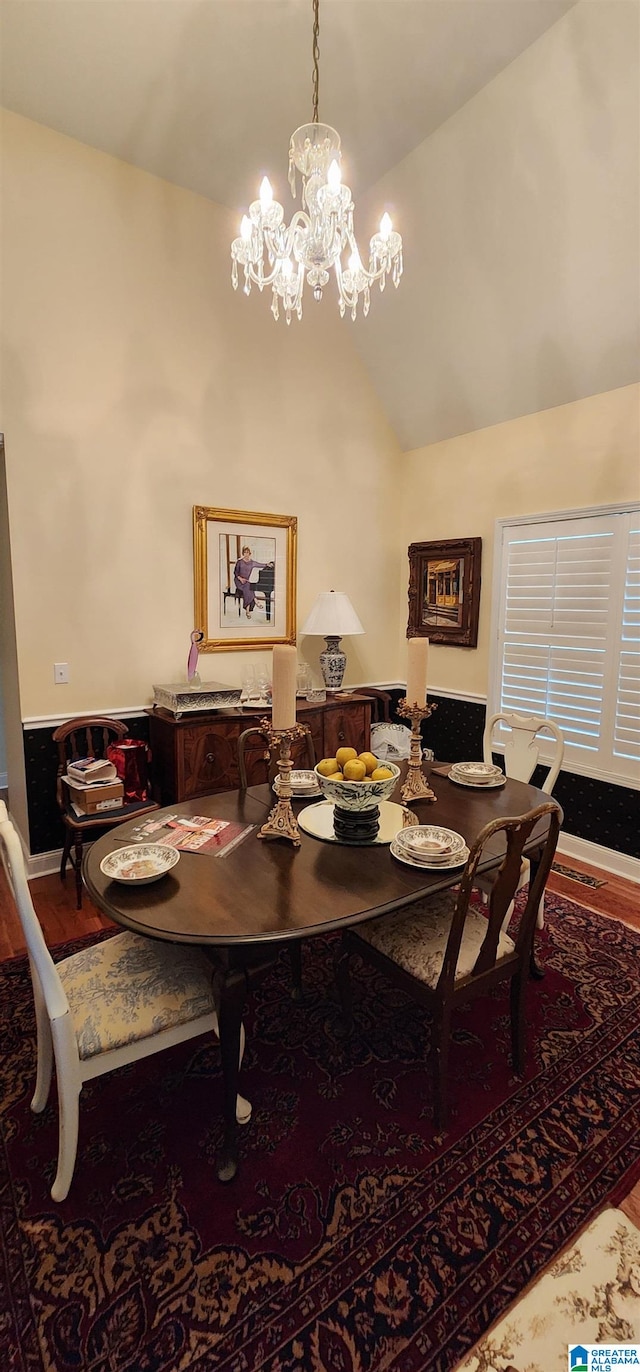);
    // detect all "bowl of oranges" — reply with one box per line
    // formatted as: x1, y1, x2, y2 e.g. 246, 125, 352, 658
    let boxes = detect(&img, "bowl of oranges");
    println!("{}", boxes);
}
314, 749, 400, 811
